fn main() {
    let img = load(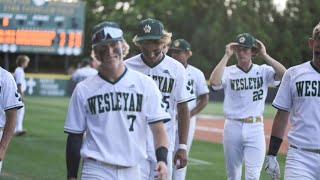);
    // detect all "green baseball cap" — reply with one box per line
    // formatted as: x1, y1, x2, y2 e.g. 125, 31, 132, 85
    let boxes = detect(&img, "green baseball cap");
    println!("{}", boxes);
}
133, 18, 165, 42
91, 21, 123, 47
170, 39, 191, 51
235, 33, 257, 48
